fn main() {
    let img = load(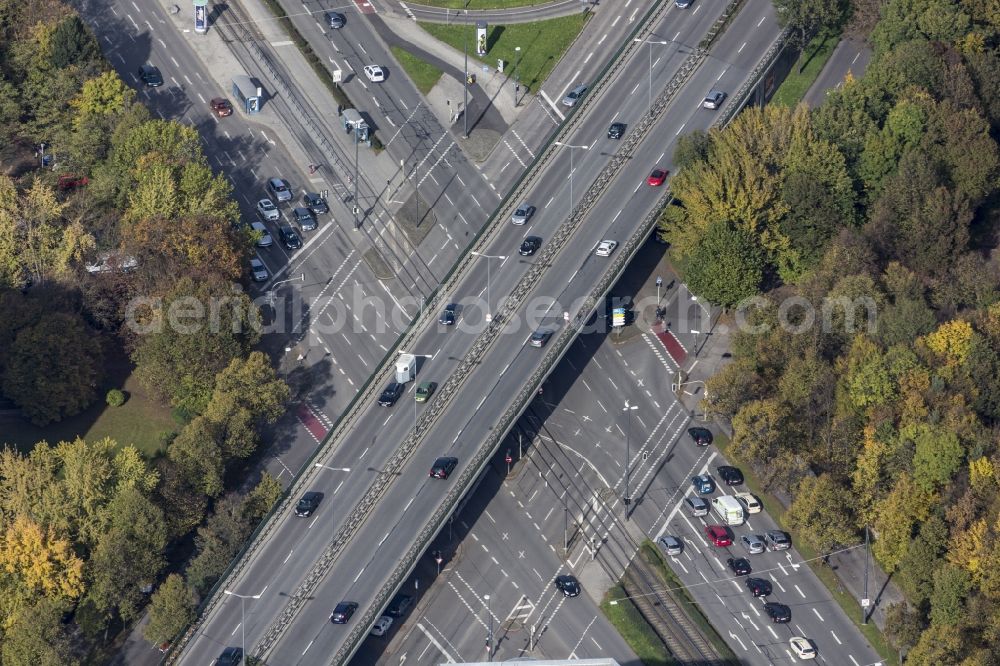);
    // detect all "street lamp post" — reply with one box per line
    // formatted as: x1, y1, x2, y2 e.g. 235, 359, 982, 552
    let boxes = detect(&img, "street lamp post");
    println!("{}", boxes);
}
514, 46, 522, 106
633, 37, 670, 117
269, 272, 305, 308
484, 593, 493, 660
470, 252, 506, 323
223, 588, 264, 665
690, 294, 711, 357
353, 124, 361, 228
564, 507, 569, 554
463, 0, 472, 138
623, 402, 638, 520
553, 142, 590, 218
